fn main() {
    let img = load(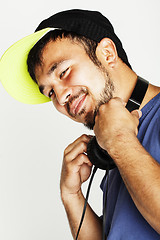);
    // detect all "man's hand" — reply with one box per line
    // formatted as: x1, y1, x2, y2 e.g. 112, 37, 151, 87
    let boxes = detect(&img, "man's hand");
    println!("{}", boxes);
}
60, 134, 92, 200
93, 97, 142, 152
60, 135, 103, 239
